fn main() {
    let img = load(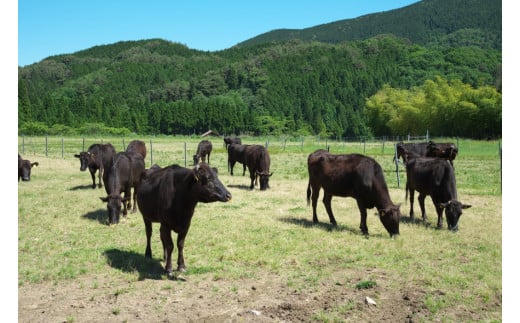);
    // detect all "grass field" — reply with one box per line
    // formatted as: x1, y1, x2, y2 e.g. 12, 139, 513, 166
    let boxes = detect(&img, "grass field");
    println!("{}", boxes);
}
18, 136, 502, 322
